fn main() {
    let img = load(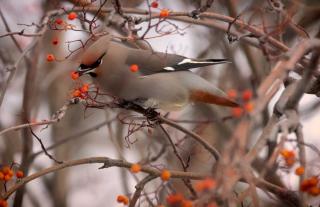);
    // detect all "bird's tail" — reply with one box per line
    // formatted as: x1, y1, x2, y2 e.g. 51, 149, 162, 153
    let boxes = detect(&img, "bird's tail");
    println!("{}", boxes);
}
190, 90, 239, 107
171, 58, 230, 71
